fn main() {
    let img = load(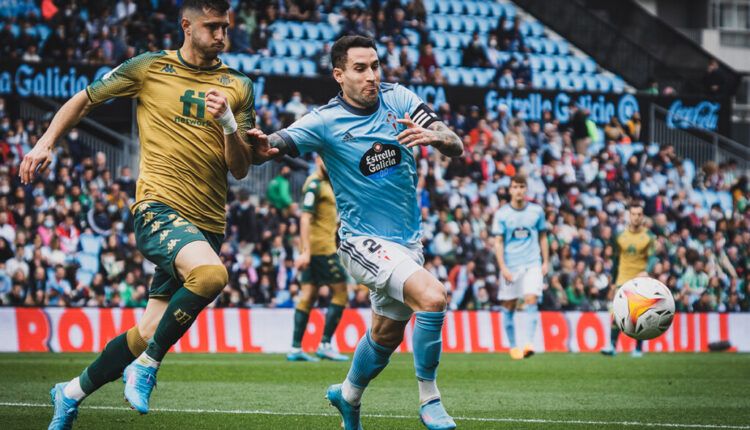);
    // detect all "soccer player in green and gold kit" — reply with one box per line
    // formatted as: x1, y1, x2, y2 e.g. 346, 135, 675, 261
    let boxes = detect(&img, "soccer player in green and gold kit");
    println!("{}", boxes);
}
601, 202, 655, 357
287, 156, 350, 362
18, 2, 256, 428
